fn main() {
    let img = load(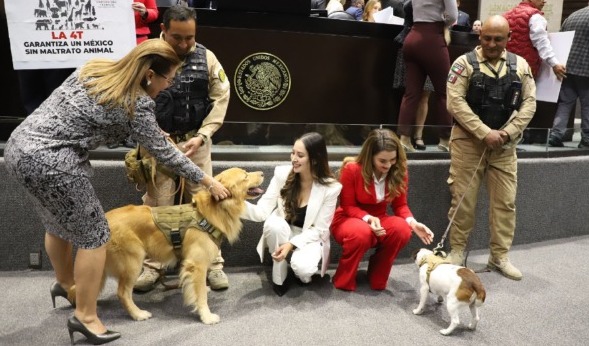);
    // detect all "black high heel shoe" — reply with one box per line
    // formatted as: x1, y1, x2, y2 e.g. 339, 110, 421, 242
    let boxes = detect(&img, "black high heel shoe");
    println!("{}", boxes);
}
413, 137, 426, 151
67, 316, 121, 345
272, 283, 289, 297
51, 282, 75, 308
